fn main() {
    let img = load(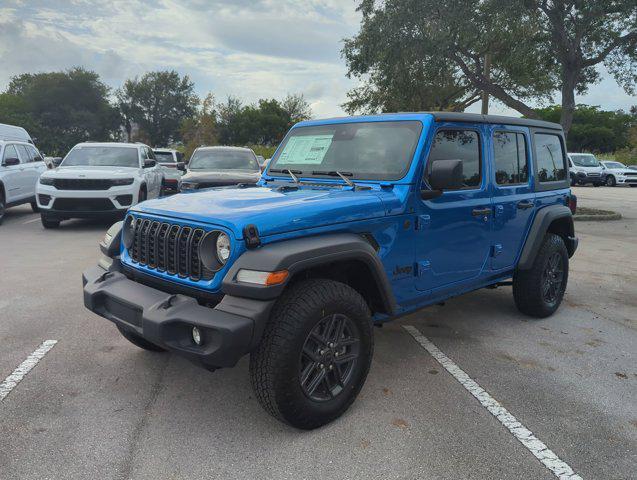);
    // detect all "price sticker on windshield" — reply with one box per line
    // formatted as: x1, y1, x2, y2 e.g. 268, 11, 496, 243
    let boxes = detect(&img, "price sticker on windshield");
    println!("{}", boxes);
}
277, 135, 333, 165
